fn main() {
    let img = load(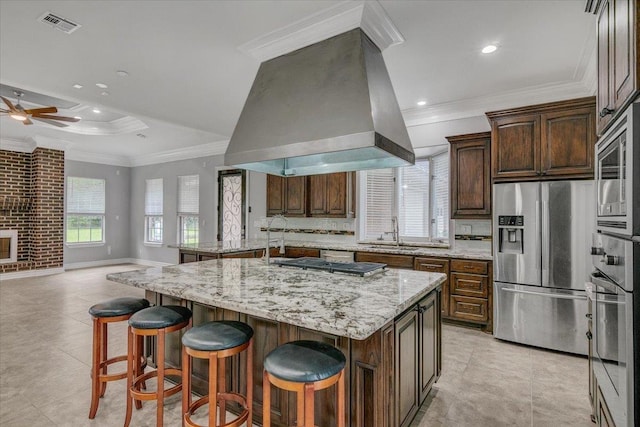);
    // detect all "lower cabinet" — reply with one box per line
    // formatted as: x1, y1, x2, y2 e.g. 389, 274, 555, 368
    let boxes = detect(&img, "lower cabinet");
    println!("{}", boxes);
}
395, 290, 441, 427
448, 259, 492, 332
414, 257, 450, 317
